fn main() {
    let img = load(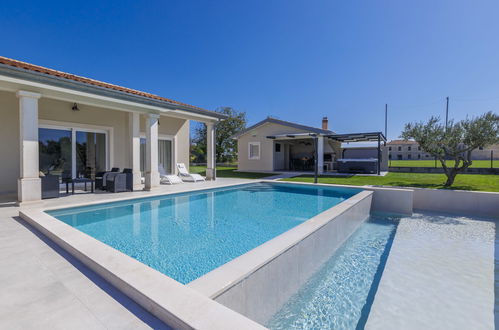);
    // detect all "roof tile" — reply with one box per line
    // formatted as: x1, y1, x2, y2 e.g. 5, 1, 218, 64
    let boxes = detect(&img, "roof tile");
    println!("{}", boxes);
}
0, 56, 205, 111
